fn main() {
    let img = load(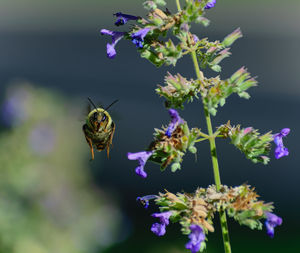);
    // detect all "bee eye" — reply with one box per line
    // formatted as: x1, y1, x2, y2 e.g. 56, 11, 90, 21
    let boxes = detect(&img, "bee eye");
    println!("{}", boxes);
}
93, 112, 98, 121
101, 115, 106, 122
